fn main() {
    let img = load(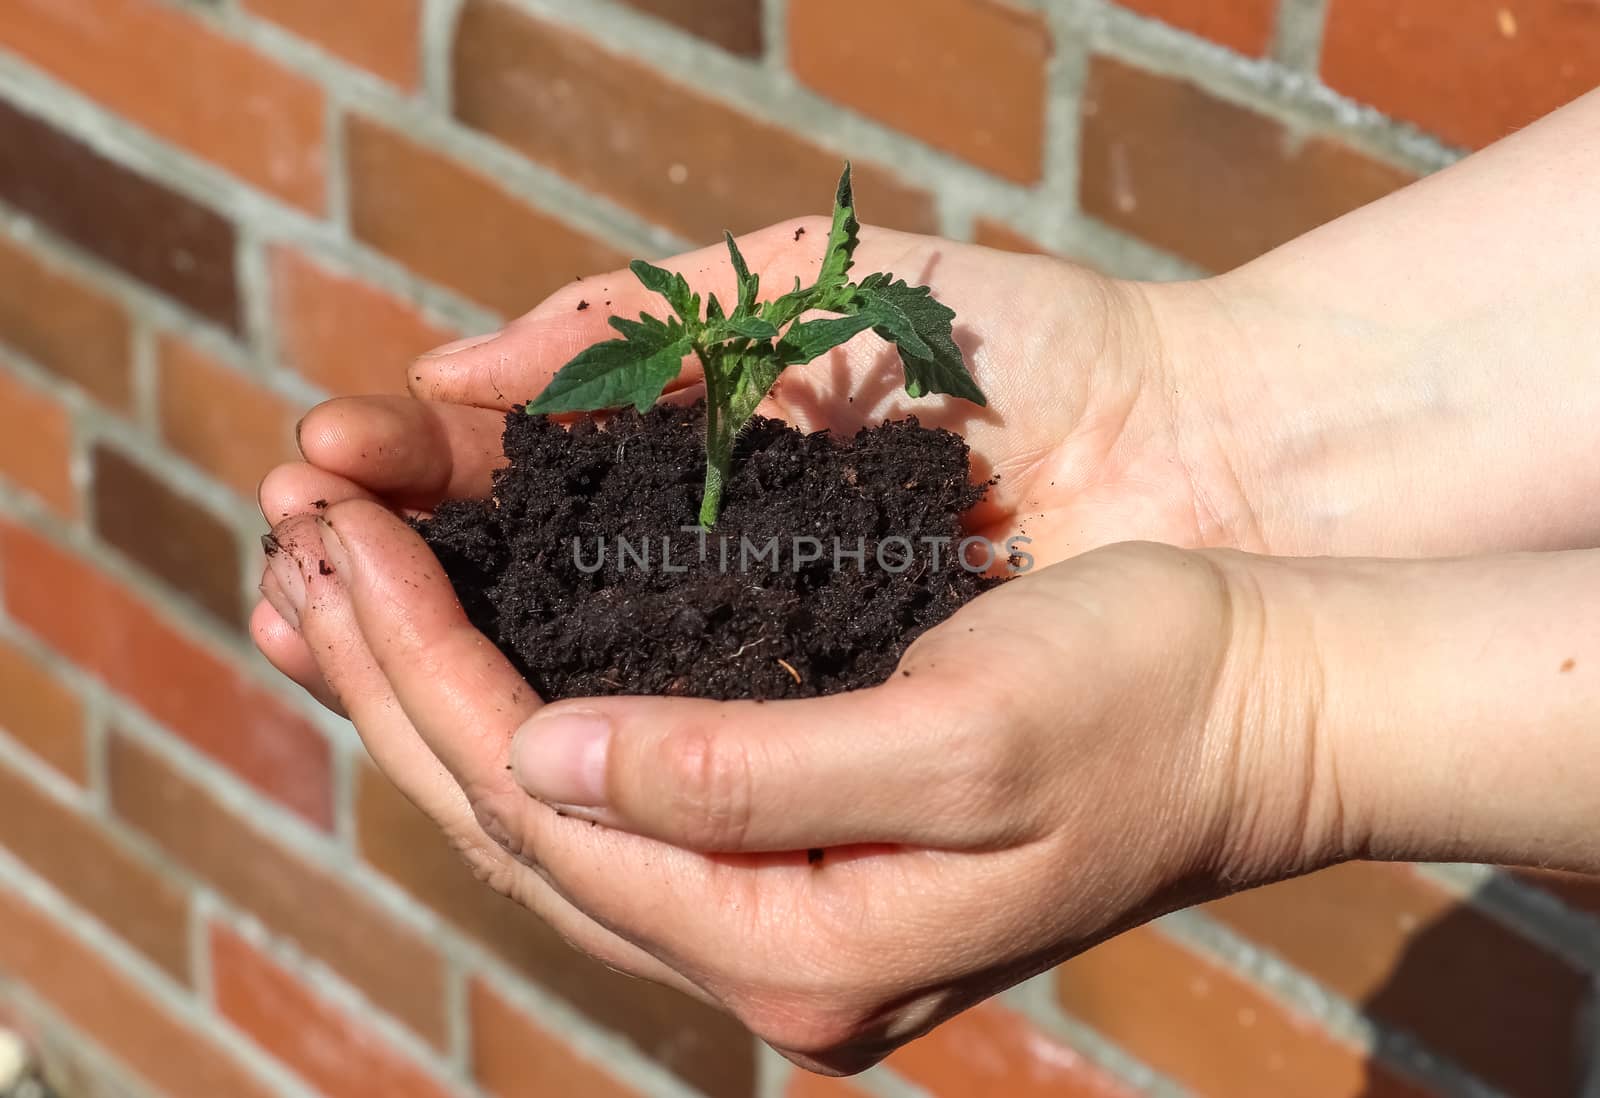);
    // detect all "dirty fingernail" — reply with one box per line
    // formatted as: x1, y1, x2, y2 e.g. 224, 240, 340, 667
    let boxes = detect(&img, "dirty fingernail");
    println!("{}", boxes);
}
316, 518, 350, 579
511, 709, 611, 807
420, 331, 500, 359
258, 575, 298, 631
265, 534, 307, 617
